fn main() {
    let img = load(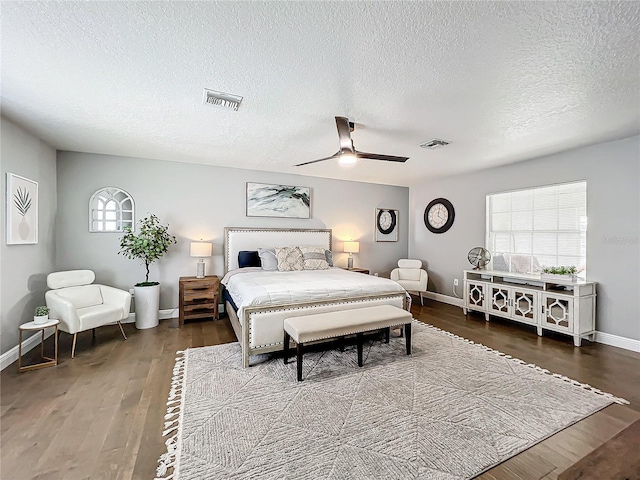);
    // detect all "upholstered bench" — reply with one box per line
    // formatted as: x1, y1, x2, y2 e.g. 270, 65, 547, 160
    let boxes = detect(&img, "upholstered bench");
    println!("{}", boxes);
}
283, 304, 413, 381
